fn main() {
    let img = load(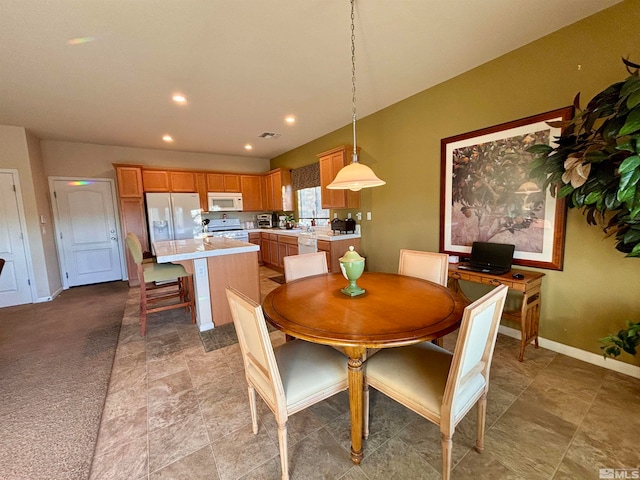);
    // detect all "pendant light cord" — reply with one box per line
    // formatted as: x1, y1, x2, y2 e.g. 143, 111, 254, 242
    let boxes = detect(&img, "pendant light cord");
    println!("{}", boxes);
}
351, 0, 359, 163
